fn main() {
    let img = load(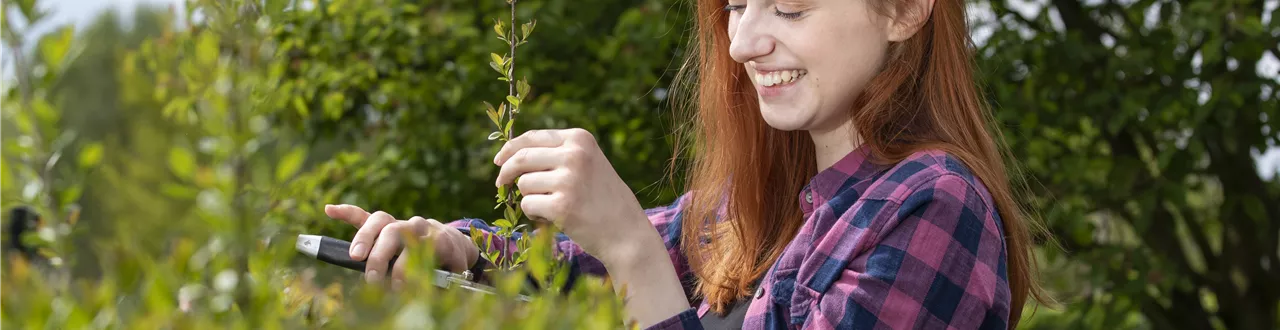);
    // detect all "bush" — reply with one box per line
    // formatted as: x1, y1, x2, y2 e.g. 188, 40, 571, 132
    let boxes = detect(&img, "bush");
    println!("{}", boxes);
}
2, 0, 686, 327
